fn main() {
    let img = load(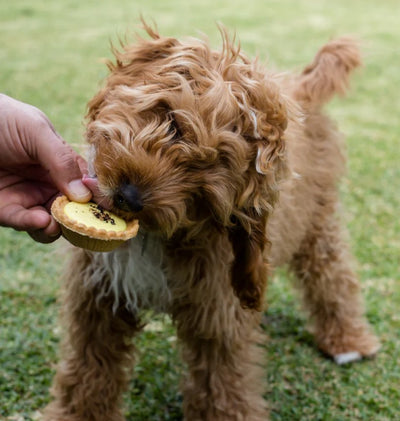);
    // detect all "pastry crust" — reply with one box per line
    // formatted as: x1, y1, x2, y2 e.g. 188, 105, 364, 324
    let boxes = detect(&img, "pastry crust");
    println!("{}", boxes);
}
51, 195, 139, 251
